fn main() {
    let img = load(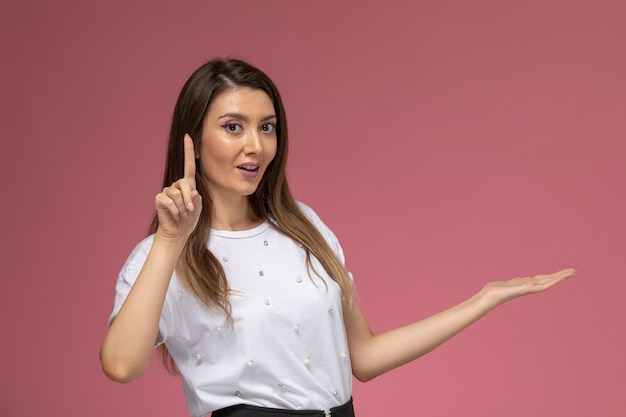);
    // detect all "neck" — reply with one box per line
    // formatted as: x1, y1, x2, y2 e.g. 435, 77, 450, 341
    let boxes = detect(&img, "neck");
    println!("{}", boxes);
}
210, 194, 263, 231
